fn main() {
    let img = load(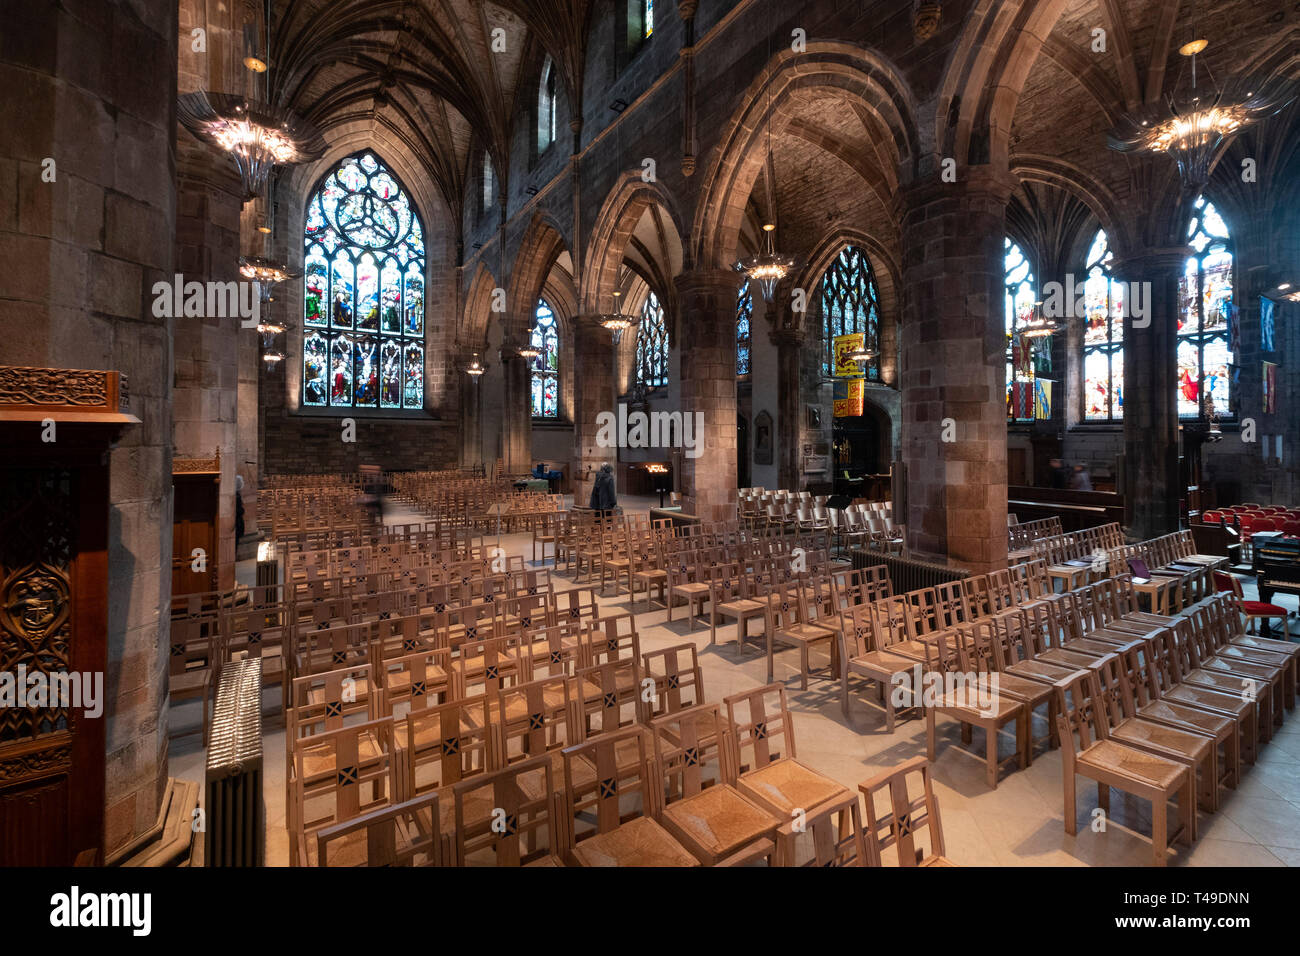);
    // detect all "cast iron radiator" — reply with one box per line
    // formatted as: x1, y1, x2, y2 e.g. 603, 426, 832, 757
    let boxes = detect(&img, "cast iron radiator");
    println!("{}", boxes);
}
852, 549, 971, 594
205, 657, 265, 866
